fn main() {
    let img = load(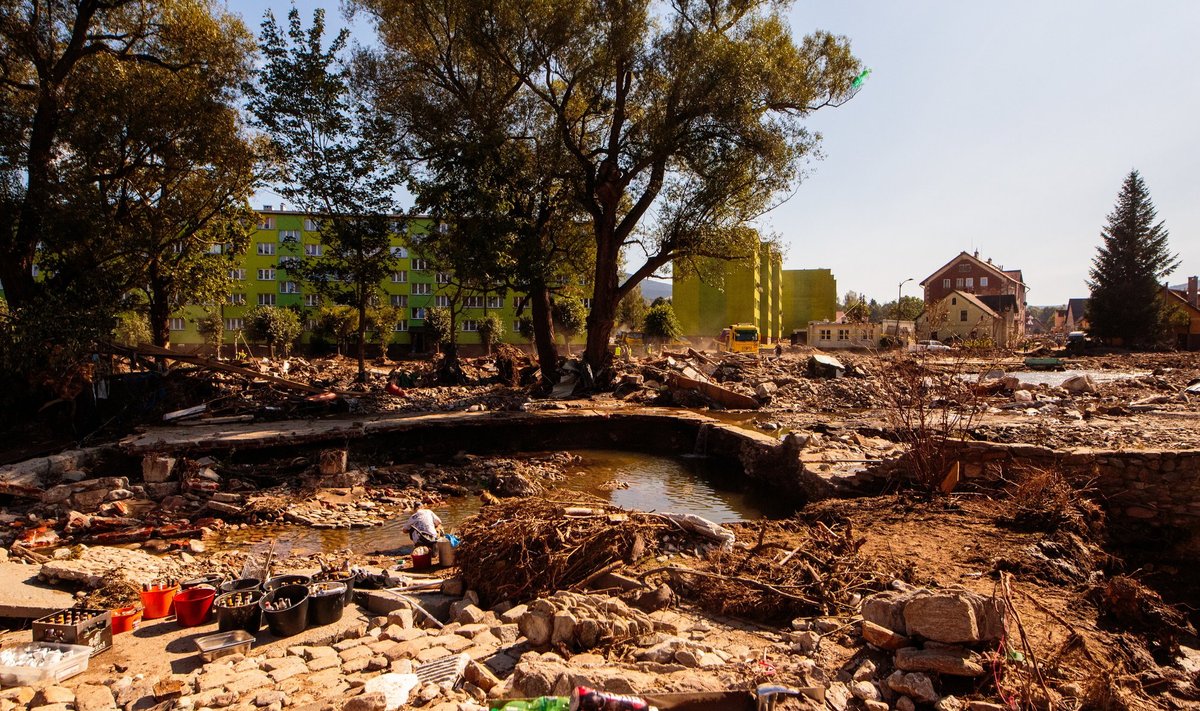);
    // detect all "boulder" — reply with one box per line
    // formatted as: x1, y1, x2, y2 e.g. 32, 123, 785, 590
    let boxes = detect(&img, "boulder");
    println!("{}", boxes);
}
142, 456, 176, 483
1062, 375, 1098, 395
887, 671, 939, 704
902, 589, 1005, 644
895, 646, 986, 677
861, 590, 917, 634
